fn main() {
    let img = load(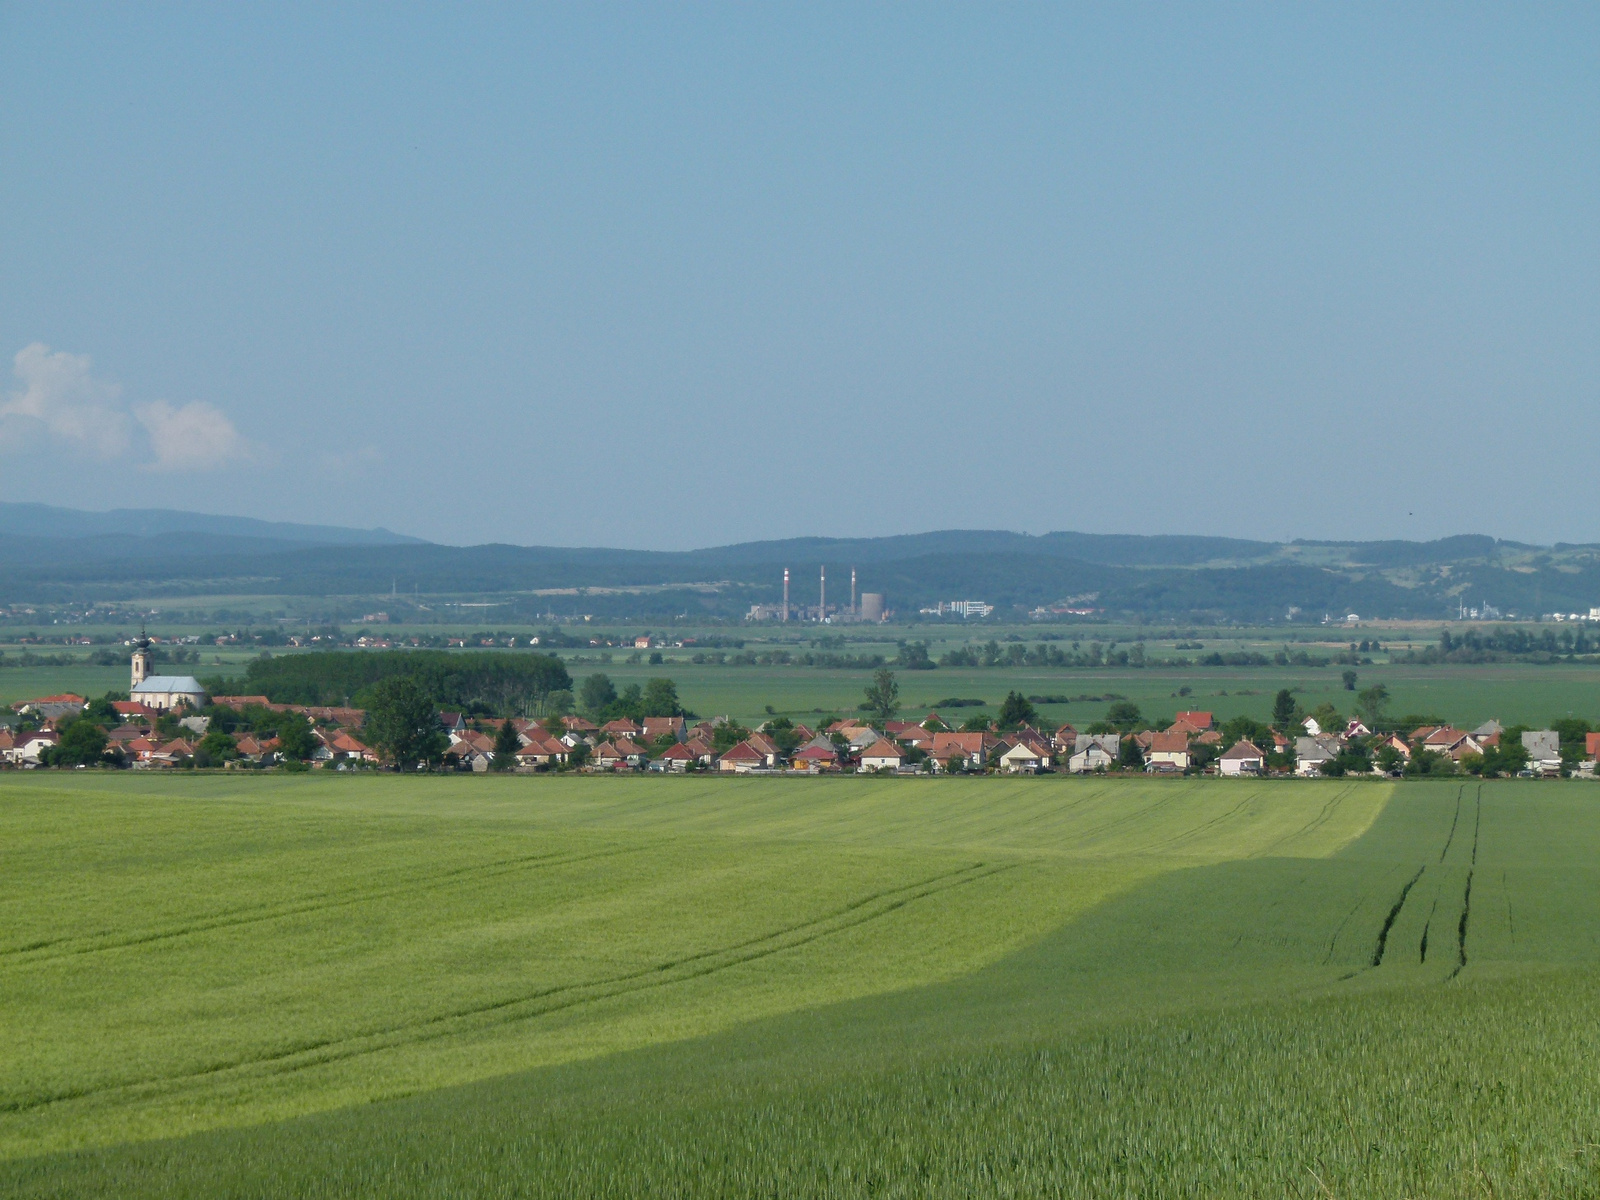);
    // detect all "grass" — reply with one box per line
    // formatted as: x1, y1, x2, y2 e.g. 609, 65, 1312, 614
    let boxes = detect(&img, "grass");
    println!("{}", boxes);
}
4, 775, 1600, 1196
